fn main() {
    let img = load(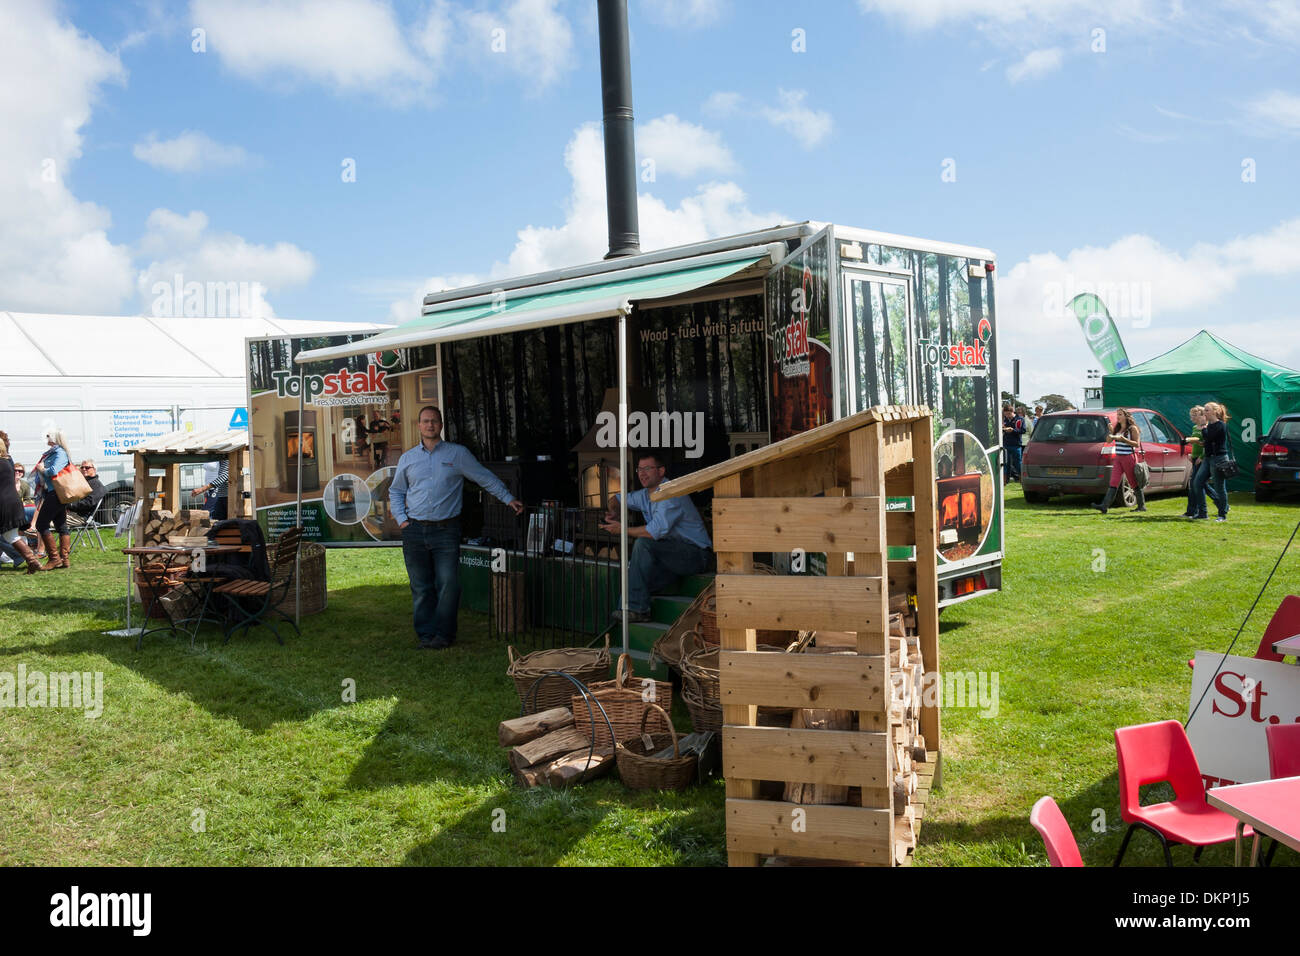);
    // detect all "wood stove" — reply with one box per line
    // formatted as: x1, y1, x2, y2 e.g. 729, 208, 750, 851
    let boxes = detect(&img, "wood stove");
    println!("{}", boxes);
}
285, 410, 319, 492
937, 473, 982, 544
